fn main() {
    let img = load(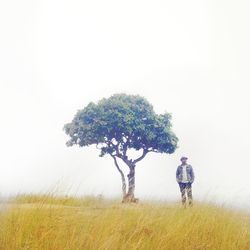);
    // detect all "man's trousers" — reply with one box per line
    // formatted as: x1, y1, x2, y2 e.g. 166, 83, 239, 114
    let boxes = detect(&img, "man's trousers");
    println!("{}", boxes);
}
179, 182, 193, 205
